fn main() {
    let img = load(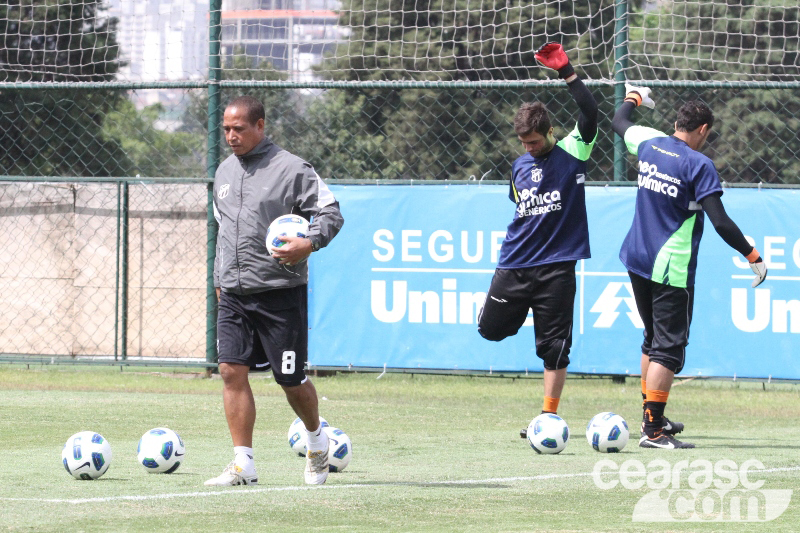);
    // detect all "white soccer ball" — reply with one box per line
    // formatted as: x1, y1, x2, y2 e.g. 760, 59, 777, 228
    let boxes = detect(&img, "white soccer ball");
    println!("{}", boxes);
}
266, 214, 310, 256
62, 431, 112, 480
526, 414, 570, 454
287, 416, 329, 457
137, 427, 185, 473
586, 412, 629, 453
324, 427, 352, 473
